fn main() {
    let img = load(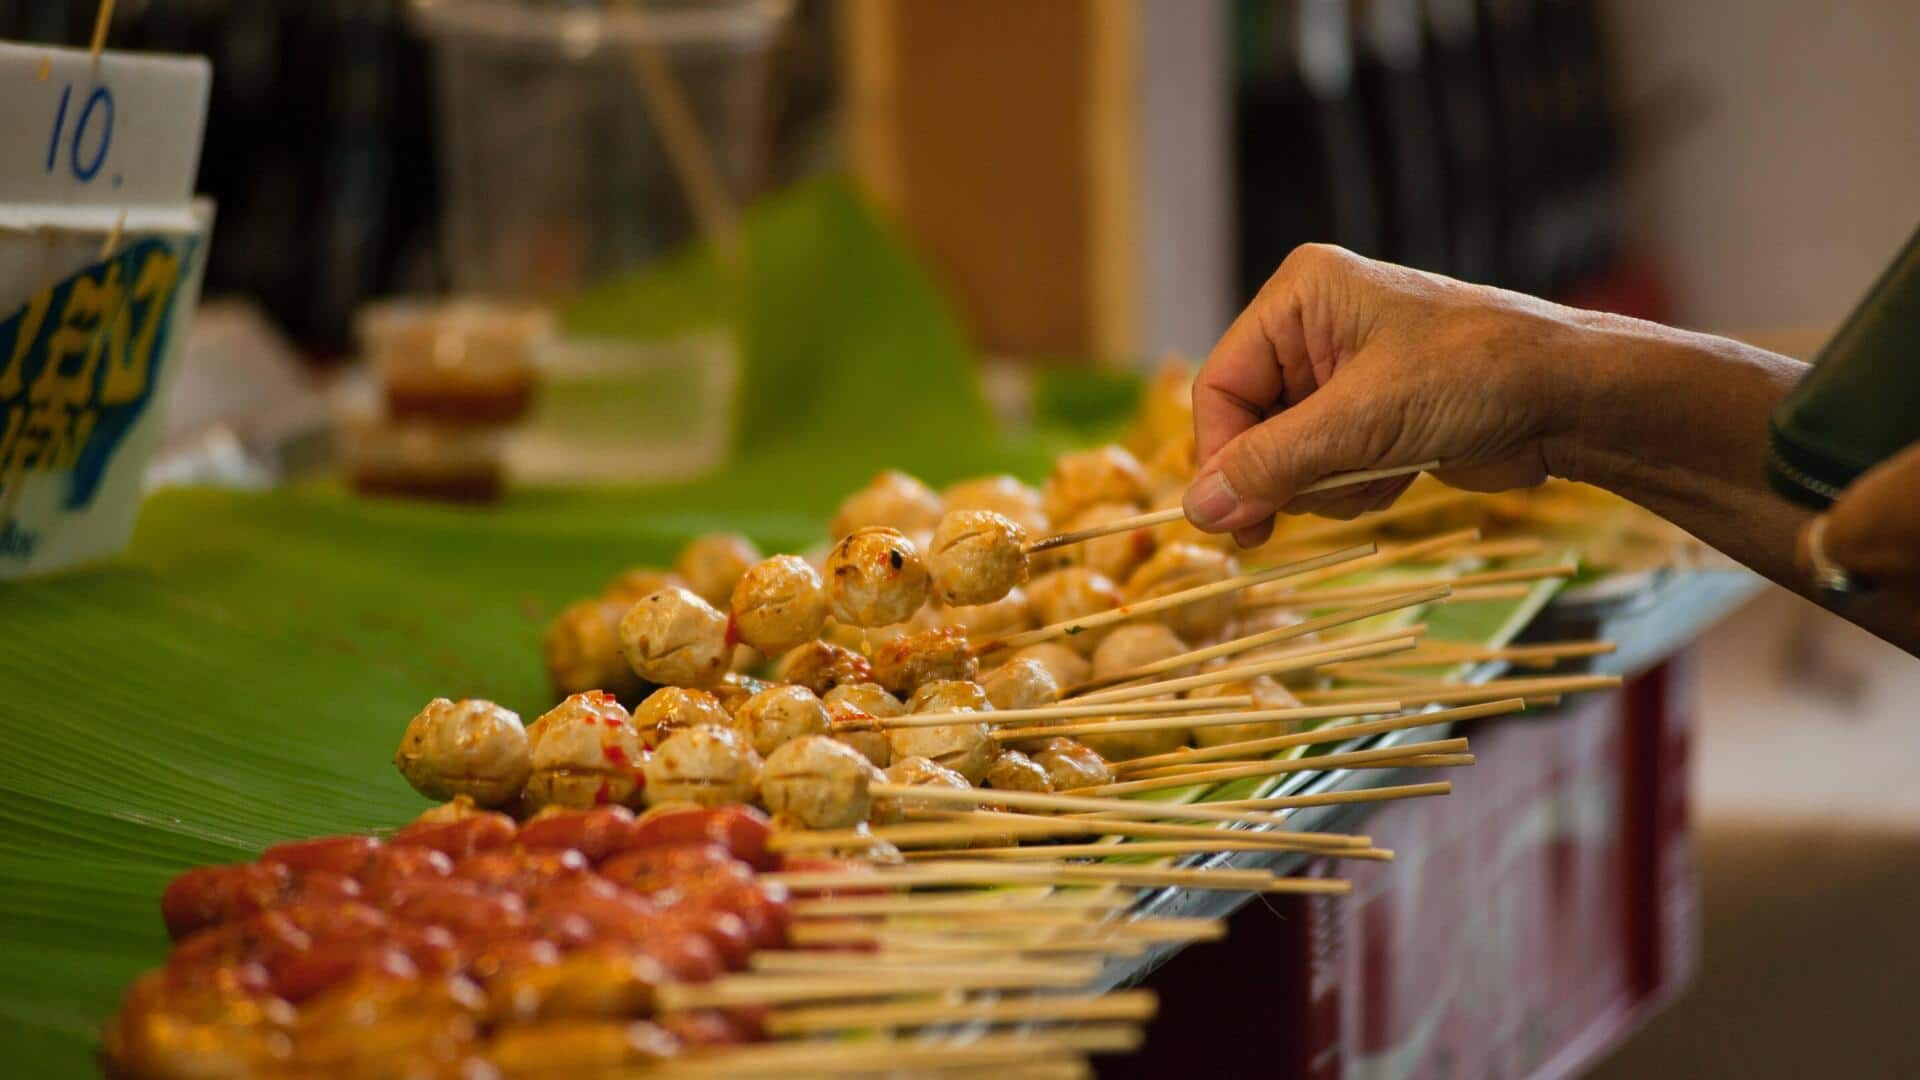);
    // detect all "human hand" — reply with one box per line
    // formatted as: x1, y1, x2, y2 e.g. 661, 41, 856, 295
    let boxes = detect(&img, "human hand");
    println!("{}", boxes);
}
1184, 244, 1583, 547
1798, 440, 1920, 614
